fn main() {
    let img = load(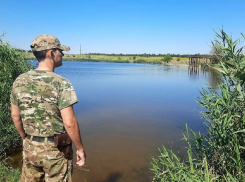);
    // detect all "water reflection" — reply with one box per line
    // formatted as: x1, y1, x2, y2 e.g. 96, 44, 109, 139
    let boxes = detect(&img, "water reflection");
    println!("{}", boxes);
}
188, 65, 221, 88
188, 65, 199, 79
